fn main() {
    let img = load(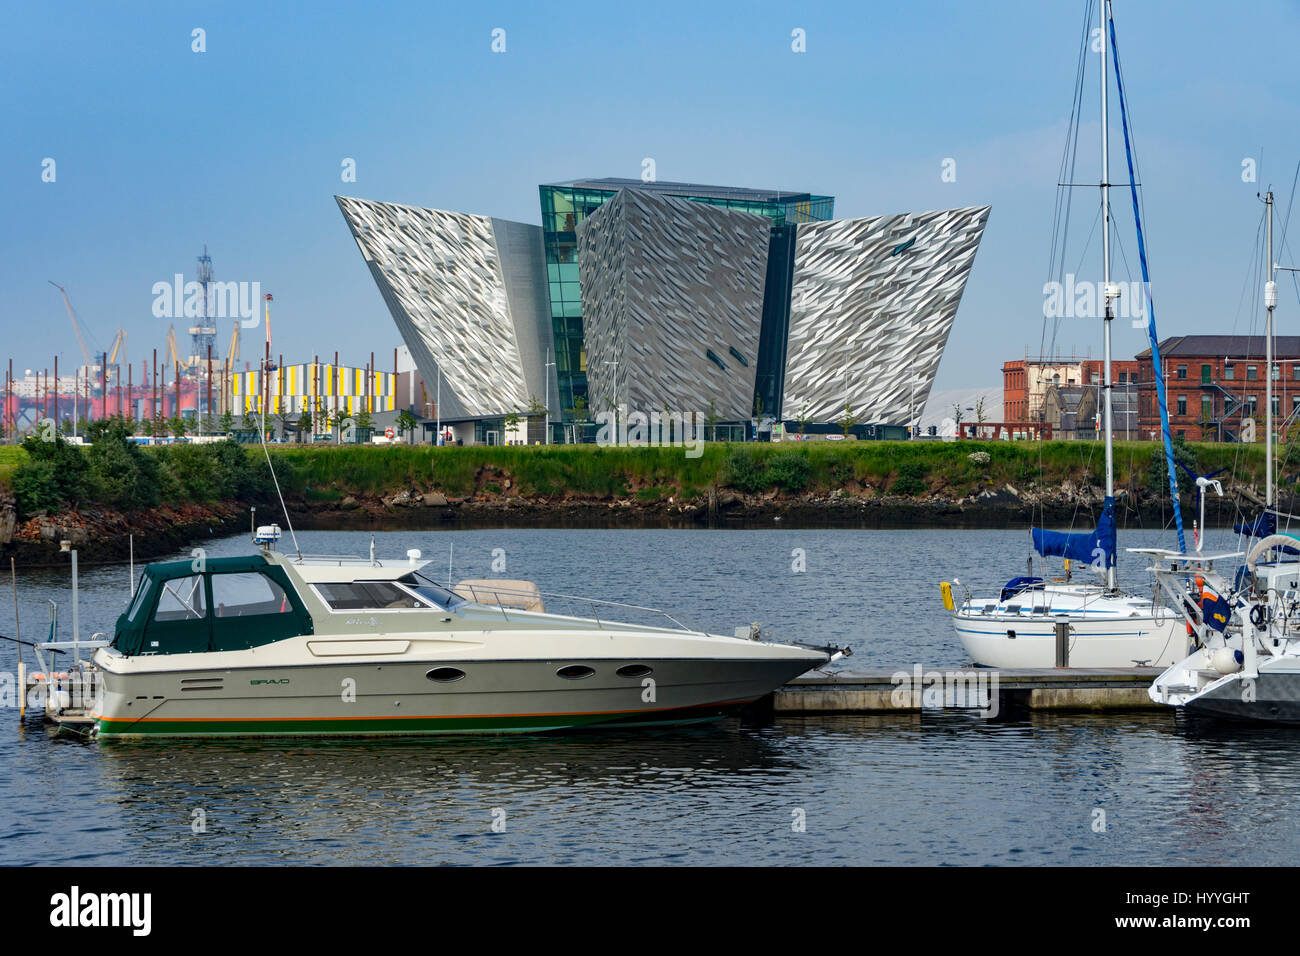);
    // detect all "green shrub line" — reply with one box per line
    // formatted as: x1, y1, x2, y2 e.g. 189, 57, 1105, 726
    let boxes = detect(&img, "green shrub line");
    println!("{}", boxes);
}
0, 434, 1282, 522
